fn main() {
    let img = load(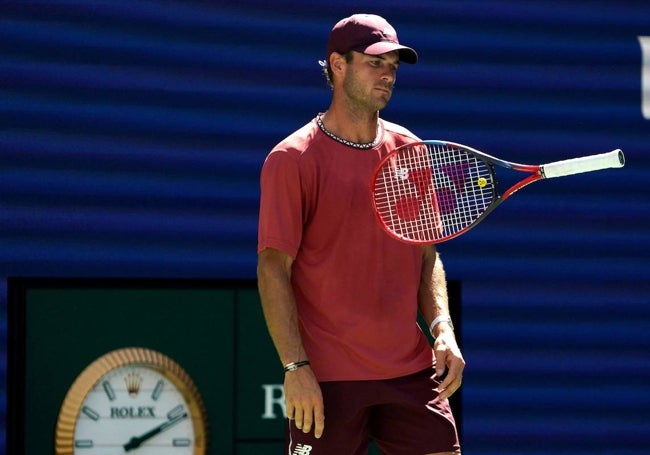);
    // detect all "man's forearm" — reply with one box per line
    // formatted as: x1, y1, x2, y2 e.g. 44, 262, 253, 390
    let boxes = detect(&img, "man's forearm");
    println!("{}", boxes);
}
418, 246, 451, 329
257, 249, 308, 366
